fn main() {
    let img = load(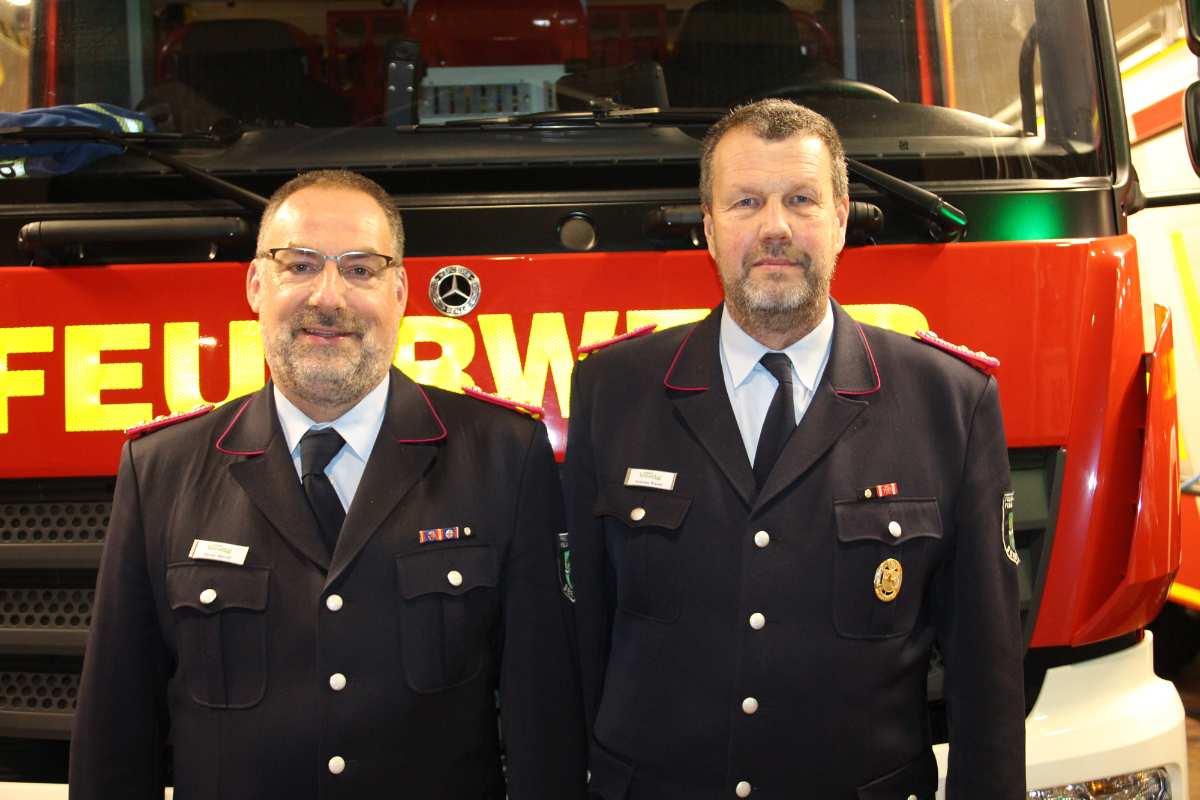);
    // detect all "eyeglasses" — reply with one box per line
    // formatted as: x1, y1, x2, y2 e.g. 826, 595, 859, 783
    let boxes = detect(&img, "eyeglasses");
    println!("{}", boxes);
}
257, 247, 396, 288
